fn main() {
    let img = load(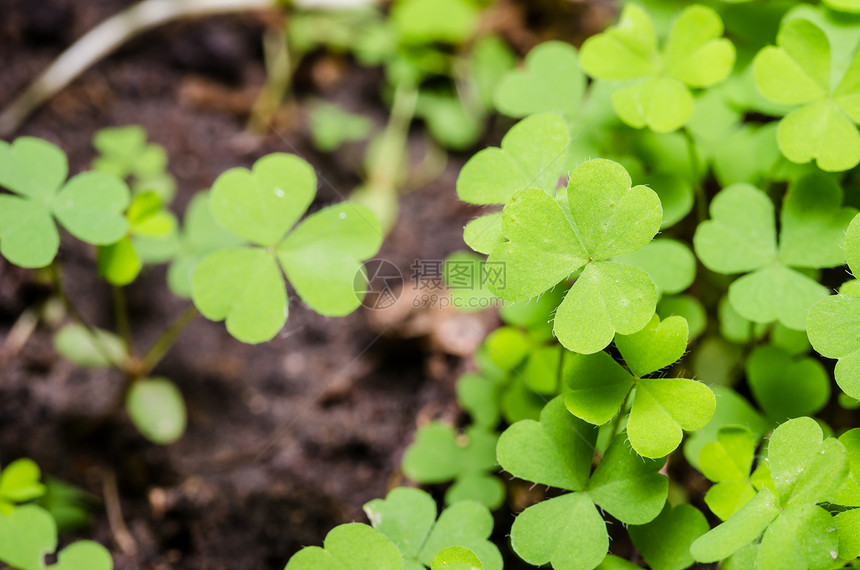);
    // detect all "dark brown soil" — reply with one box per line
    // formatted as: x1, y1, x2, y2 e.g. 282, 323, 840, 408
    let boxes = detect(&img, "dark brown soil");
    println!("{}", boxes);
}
0, 1, 622, 569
